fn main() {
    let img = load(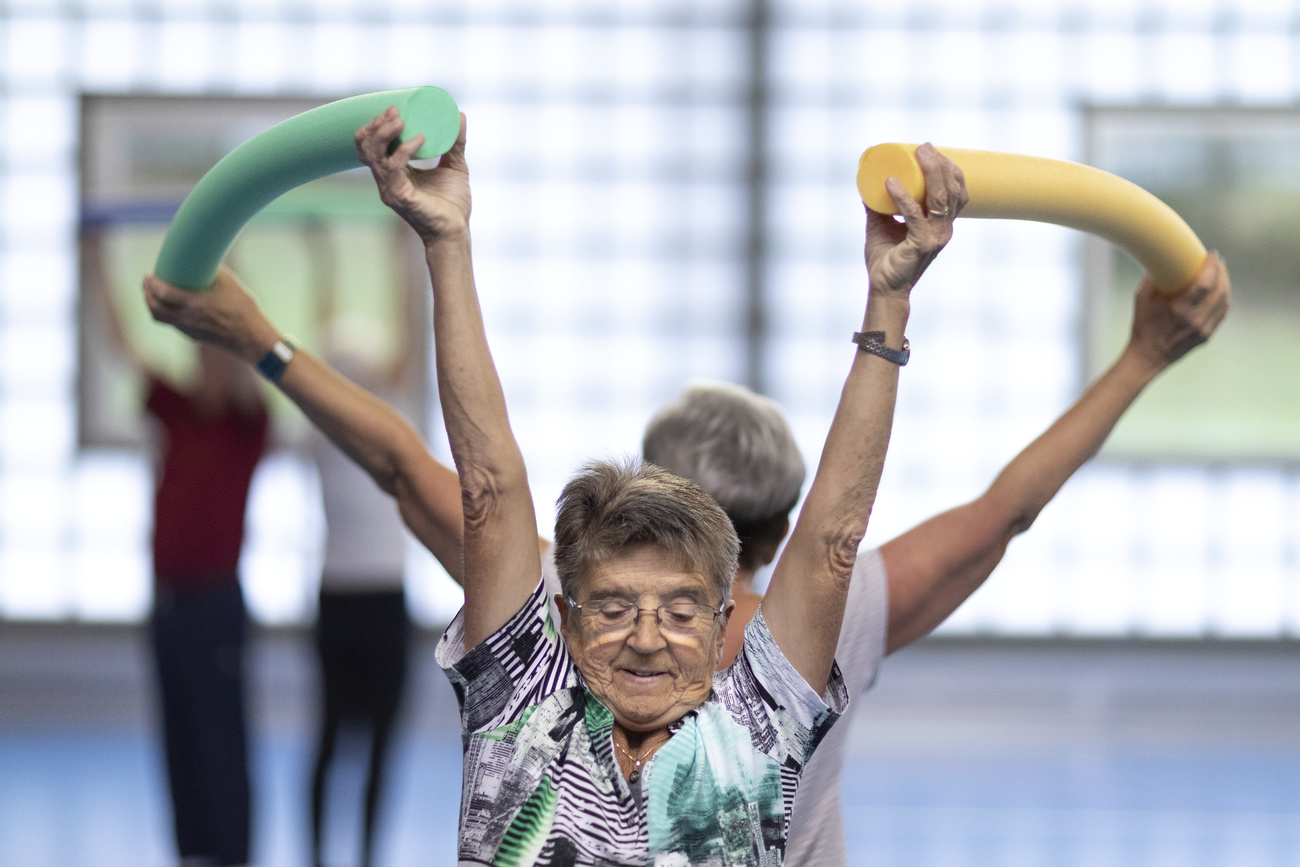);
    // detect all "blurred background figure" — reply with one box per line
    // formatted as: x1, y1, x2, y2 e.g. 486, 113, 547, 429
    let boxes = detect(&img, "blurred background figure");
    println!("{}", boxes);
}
85, 228, 268, 867
302, 224, 423, 867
